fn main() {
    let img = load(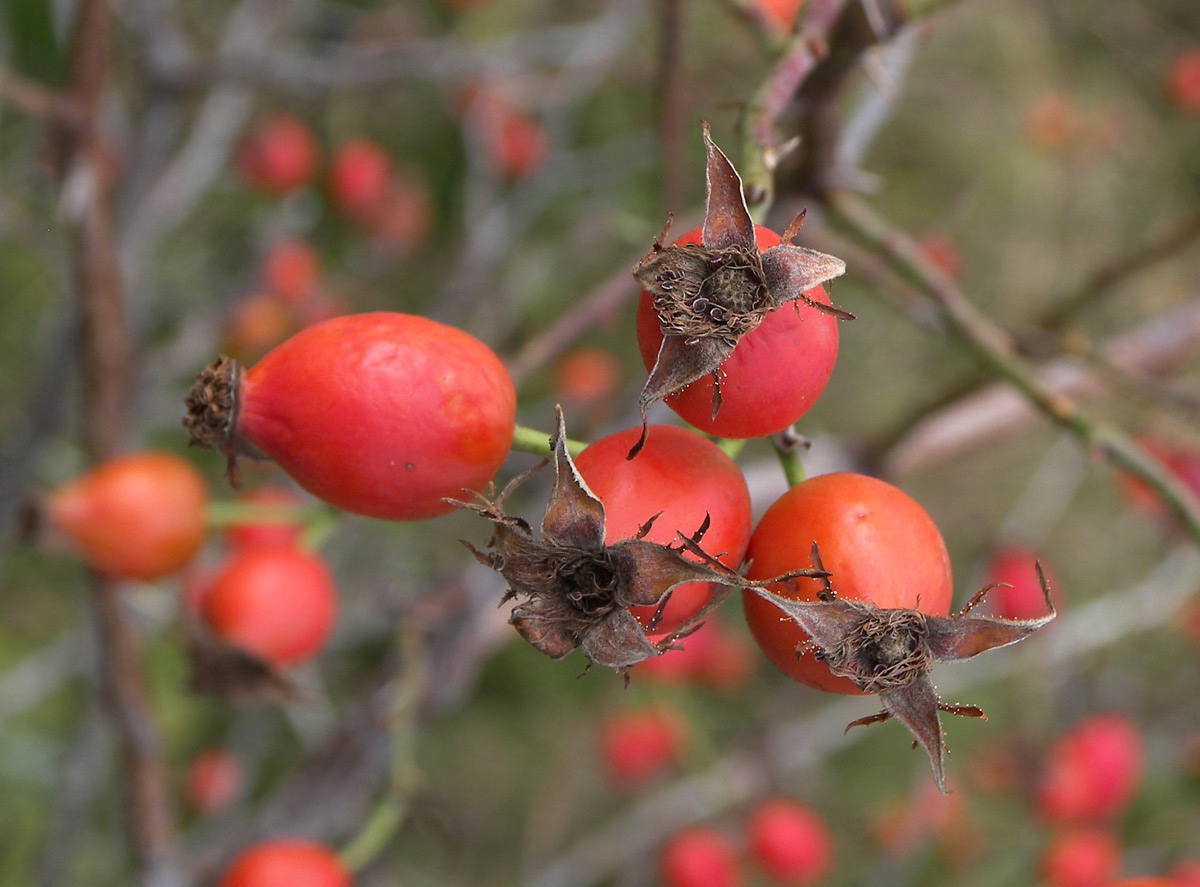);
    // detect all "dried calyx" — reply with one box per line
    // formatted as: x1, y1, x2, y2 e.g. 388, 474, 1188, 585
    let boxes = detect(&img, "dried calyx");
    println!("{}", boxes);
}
449, 405, 827, 677
629, 121, 853, 459
752, 544, 1057, 793
183, 355, 264, 487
